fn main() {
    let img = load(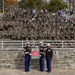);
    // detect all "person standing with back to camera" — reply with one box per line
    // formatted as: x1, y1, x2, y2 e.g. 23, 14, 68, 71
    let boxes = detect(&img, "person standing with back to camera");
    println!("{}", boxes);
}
45, 43, 53, 73
24, 42, 31, 72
